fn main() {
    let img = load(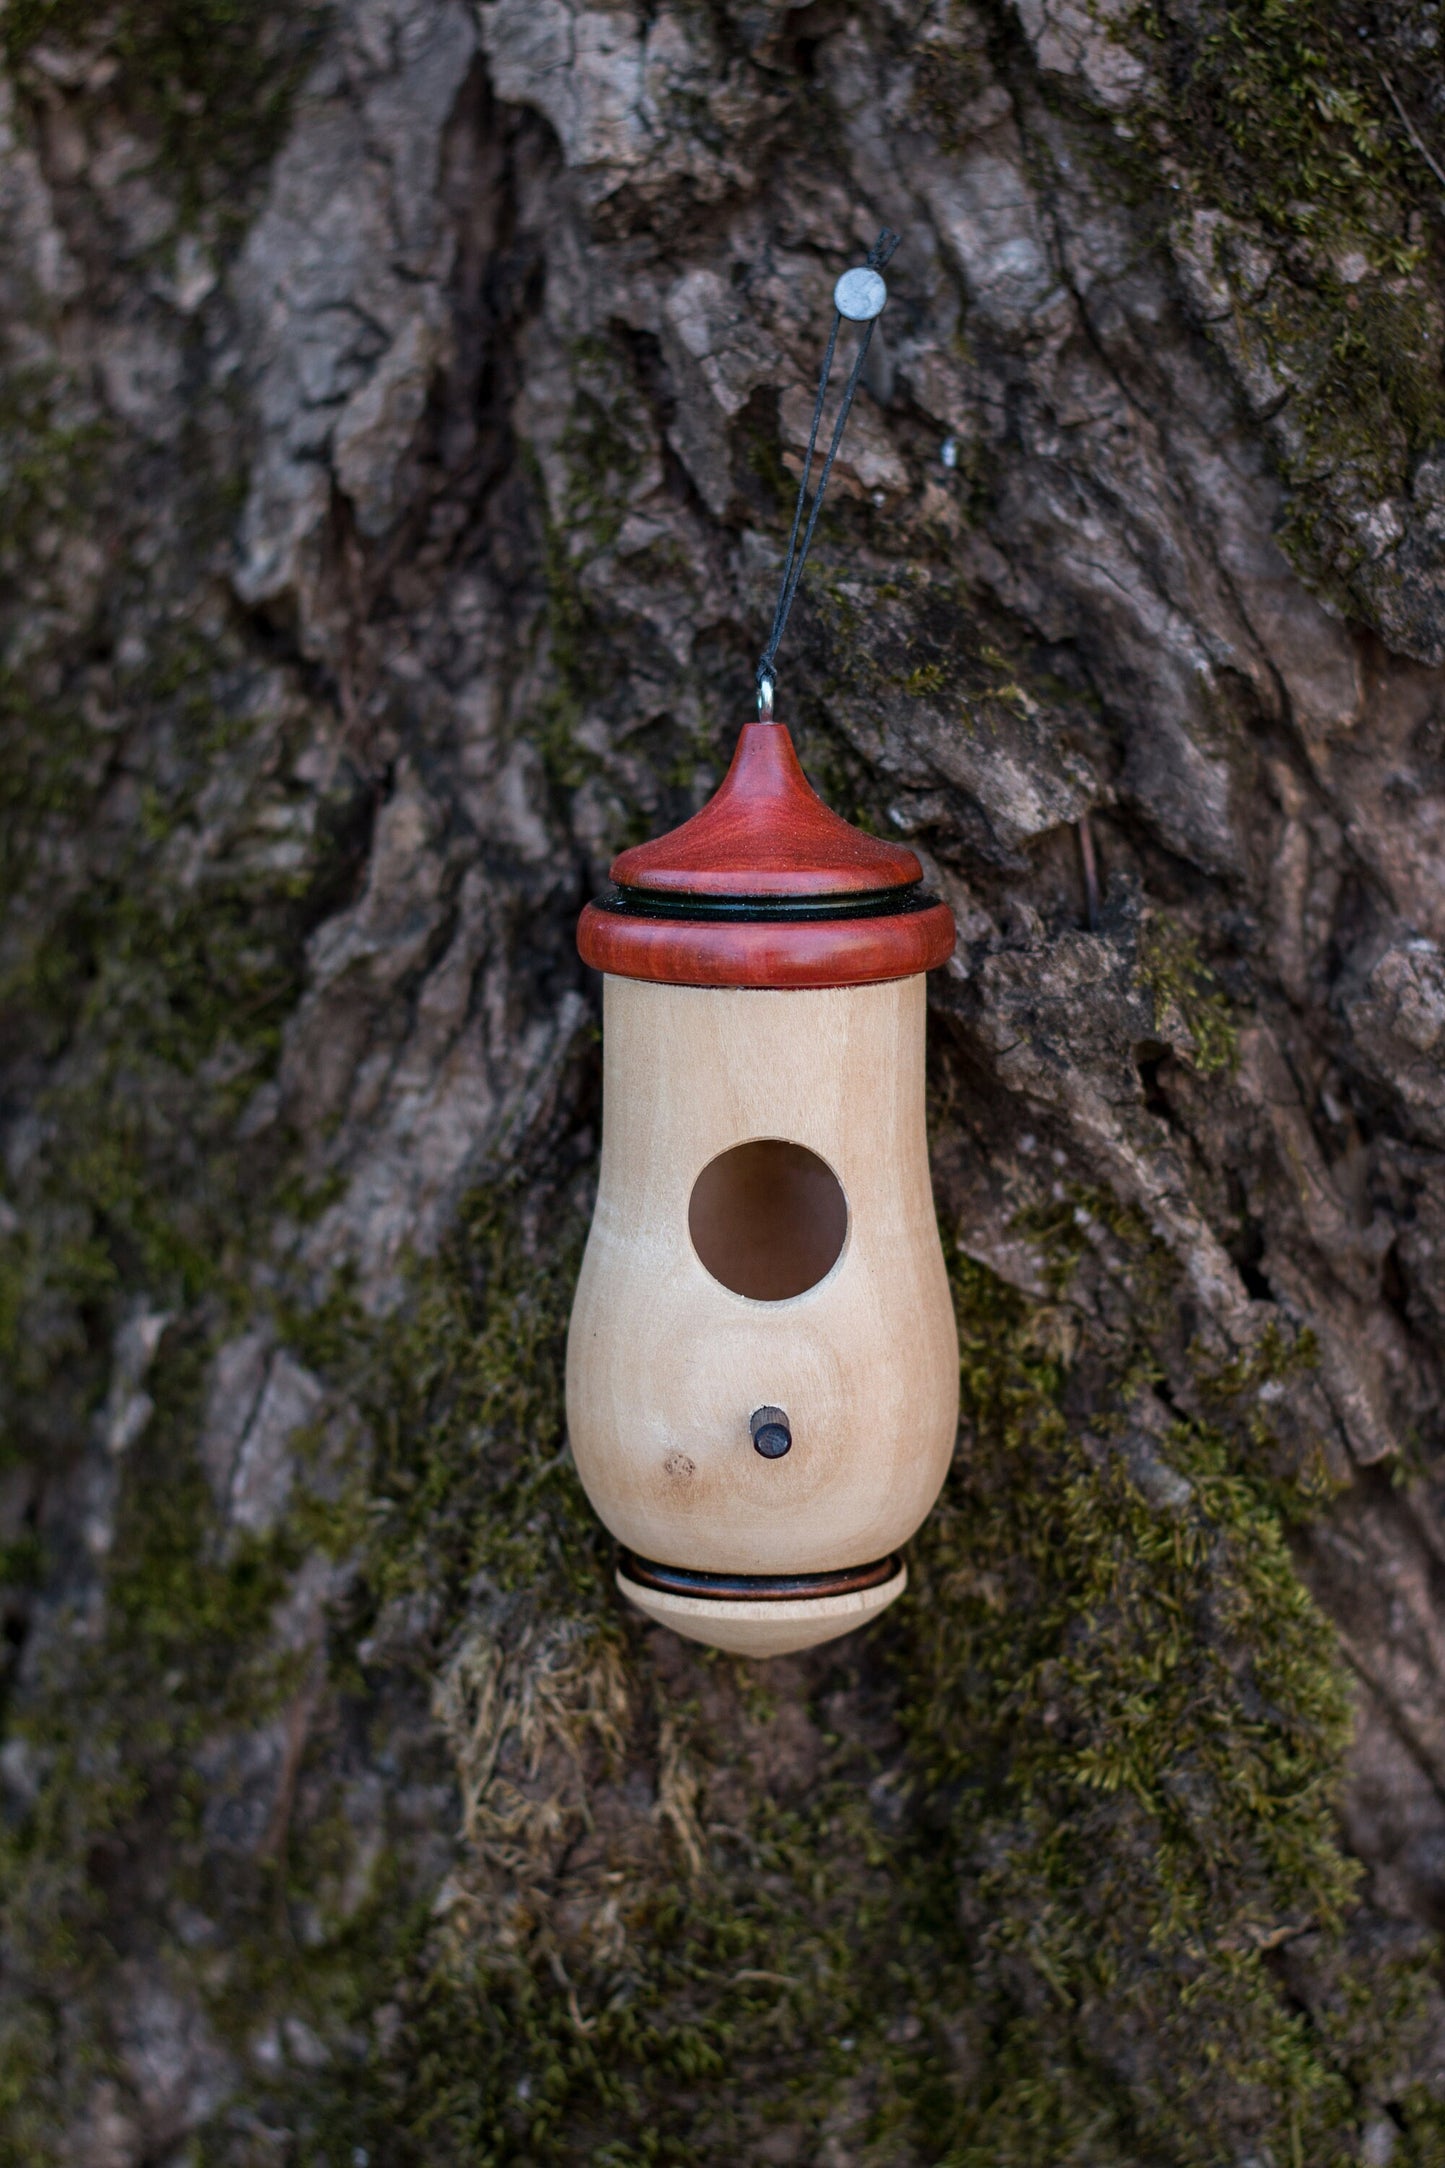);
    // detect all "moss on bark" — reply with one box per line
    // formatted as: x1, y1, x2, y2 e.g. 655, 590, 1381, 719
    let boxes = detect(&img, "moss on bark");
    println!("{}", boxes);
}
3, 0, 326, 226
7, 1178, 1402, 2163
6, 0, 1445, 2155
1136, 0, 1445, 651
